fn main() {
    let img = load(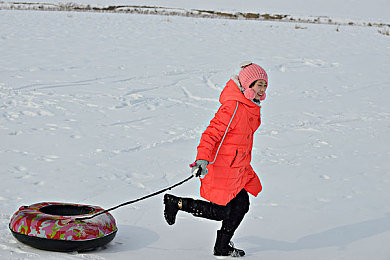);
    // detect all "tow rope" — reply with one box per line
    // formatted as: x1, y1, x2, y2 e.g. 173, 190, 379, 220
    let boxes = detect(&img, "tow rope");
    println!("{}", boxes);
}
76, 171, 200, 221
